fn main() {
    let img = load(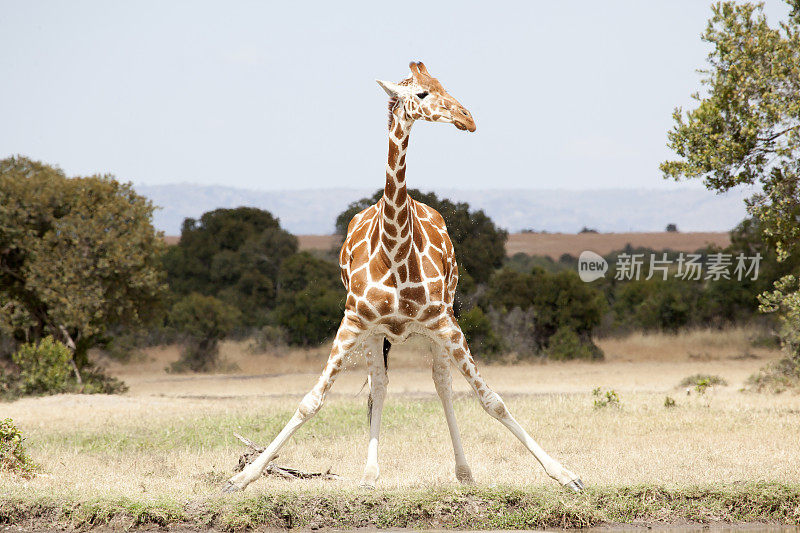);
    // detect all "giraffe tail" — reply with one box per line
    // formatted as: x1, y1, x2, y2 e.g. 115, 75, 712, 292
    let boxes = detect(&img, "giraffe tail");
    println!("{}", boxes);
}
367, 338, 391, 424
